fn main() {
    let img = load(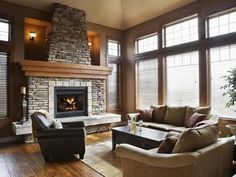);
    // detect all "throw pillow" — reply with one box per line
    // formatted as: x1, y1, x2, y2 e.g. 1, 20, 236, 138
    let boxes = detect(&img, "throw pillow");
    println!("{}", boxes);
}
138, 109, 153, 122
184, 106, 211, 127
164, 106, 187, 126
172, 123, 219, 153
157, 135, 180, 153
185, 112, 207, 128
152, 105, 167, 123
53, 119, 63, 129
